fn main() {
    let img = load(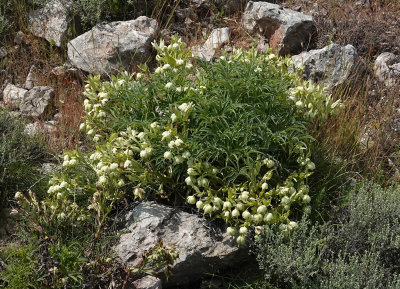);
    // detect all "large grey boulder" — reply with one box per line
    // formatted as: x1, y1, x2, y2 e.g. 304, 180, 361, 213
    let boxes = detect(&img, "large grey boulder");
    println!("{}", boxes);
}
20, 86, 54, 118
2, 84, 28, 109
114, 202, 249, 288
67, 16, 158, 75
374, 52, 400, 87
242, 1, 316, 55
292, 43, 358, 87
28, 0, 73, 47
192, 27, 230, 61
